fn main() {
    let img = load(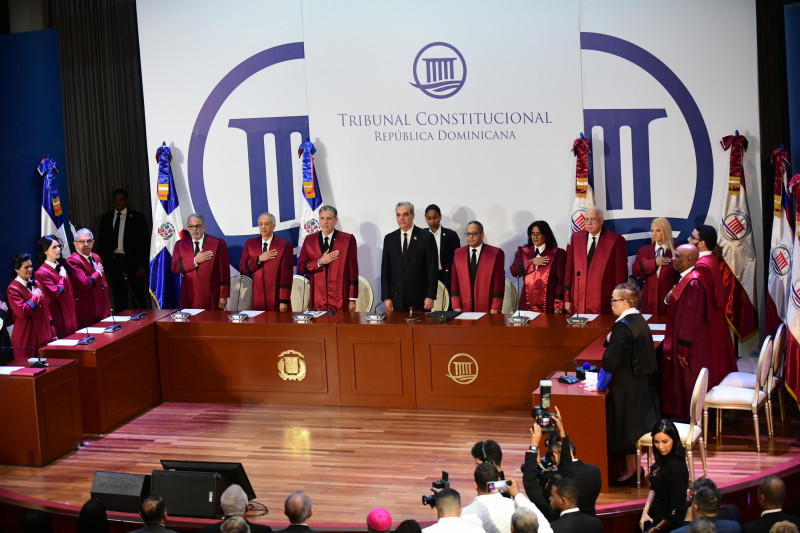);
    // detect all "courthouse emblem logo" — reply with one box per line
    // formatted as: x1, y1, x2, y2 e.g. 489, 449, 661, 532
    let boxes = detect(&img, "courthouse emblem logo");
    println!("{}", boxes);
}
446, 353, 478, 385
571, 208, 587, 233
771, 246, 791, 277
410, 42, 466, 99
157, 222, 176, 241
792, 281, 800, 309
722, 211, 751, 241
278, 350, 307, 381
